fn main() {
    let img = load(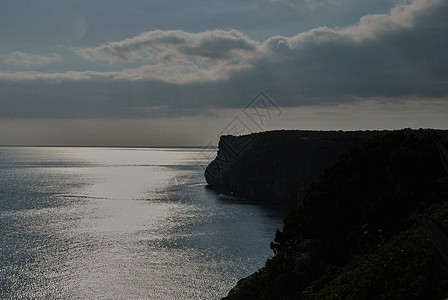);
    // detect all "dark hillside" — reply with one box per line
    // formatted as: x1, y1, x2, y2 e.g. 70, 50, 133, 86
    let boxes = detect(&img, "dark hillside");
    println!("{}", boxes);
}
221, 130, 448, 299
